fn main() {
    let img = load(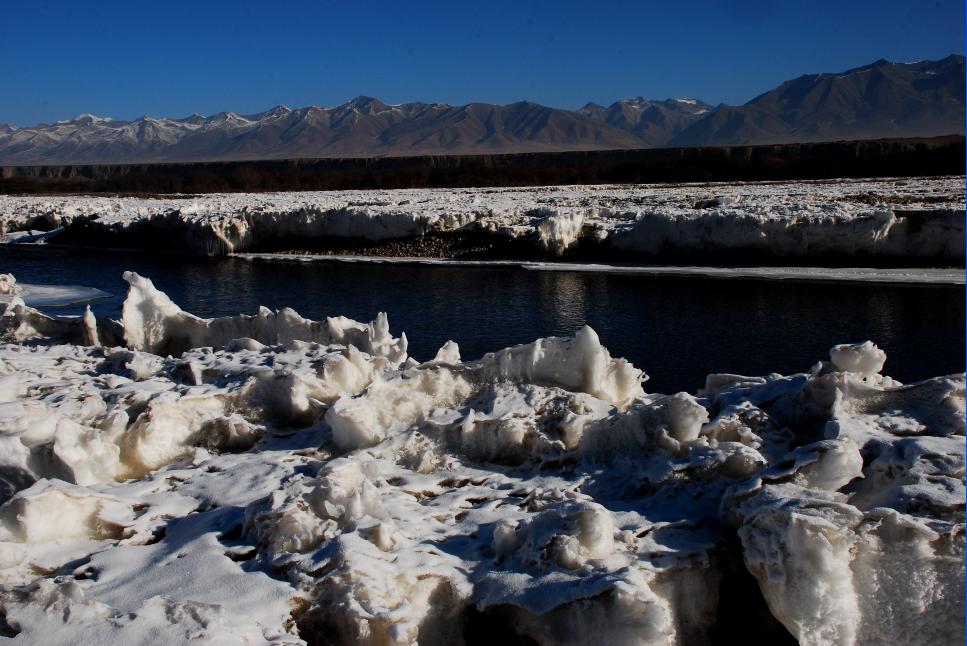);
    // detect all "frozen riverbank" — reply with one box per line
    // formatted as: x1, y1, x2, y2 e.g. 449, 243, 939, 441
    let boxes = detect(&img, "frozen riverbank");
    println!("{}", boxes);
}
239, 253, 967, 285
1, 177, 964, 264
0, 272, 962, 644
